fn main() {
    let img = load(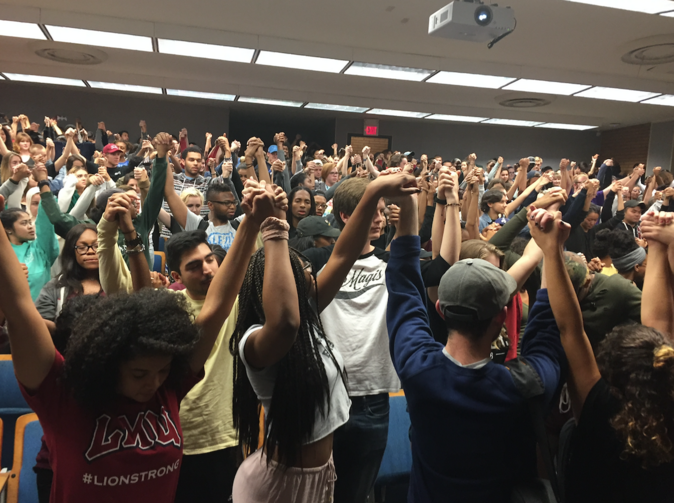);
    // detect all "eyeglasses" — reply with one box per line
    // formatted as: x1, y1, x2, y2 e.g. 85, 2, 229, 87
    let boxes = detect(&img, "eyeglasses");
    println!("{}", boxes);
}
209, 200, 237, 207
293, 249, 314, 275
354, 163, 363, 168
74, 243, 98, 255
